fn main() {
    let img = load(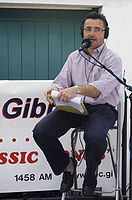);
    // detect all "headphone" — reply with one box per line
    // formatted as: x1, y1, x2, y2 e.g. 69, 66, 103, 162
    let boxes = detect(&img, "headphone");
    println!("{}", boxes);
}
80, 13, 109, 39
